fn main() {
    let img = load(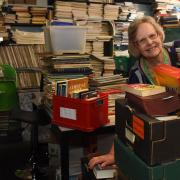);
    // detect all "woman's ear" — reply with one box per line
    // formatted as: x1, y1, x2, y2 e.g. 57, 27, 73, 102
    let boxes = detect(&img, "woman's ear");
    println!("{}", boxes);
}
129, 44, 140, 58
134, 43, 140, 56
158, 33, 164, 42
